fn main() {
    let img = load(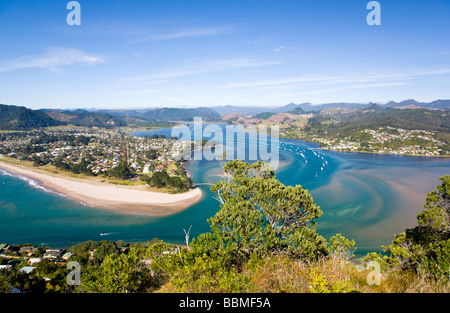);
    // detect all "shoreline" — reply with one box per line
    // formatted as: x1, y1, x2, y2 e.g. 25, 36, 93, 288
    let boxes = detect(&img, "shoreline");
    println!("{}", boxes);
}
315, 147, 449, 158
0, 160, 203, 216
280, 136, 448, 158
